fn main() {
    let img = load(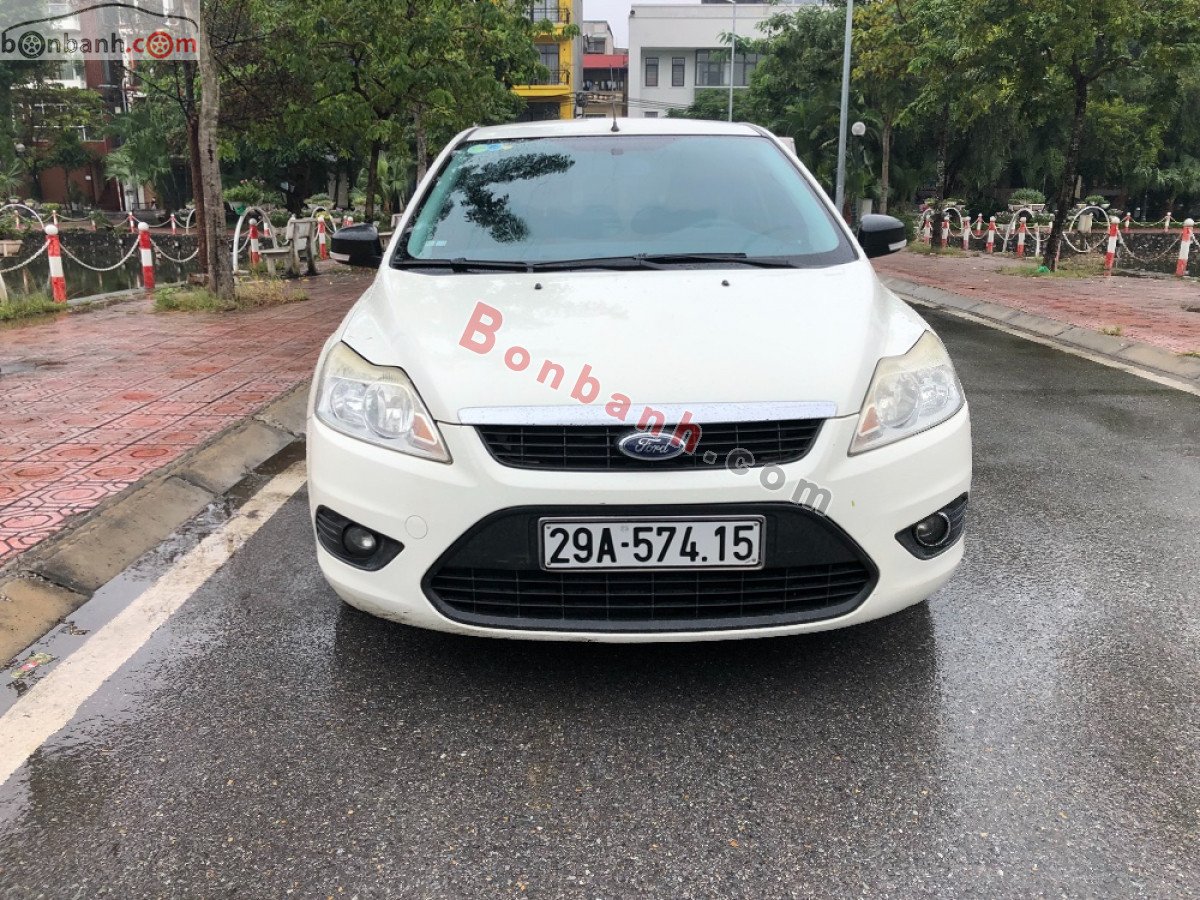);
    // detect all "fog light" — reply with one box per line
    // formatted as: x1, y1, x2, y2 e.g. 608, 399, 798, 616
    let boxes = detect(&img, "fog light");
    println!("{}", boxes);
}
343, 525, 379, 556
912, 513, 952, 548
